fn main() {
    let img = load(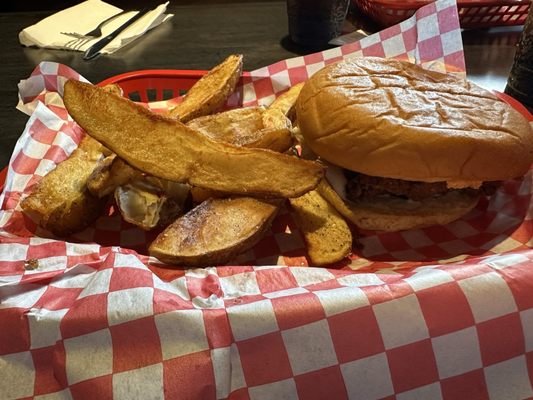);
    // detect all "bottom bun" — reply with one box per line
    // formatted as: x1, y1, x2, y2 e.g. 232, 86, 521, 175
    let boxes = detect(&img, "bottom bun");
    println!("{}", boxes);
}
317, 175, 481, 232
346, 191, 480, 232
